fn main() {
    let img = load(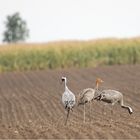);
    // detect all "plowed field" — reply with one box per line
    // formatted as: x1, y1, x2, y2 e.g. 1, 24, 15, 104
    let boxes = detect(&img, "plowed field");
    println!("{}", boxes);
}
0, 65, 140, 139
